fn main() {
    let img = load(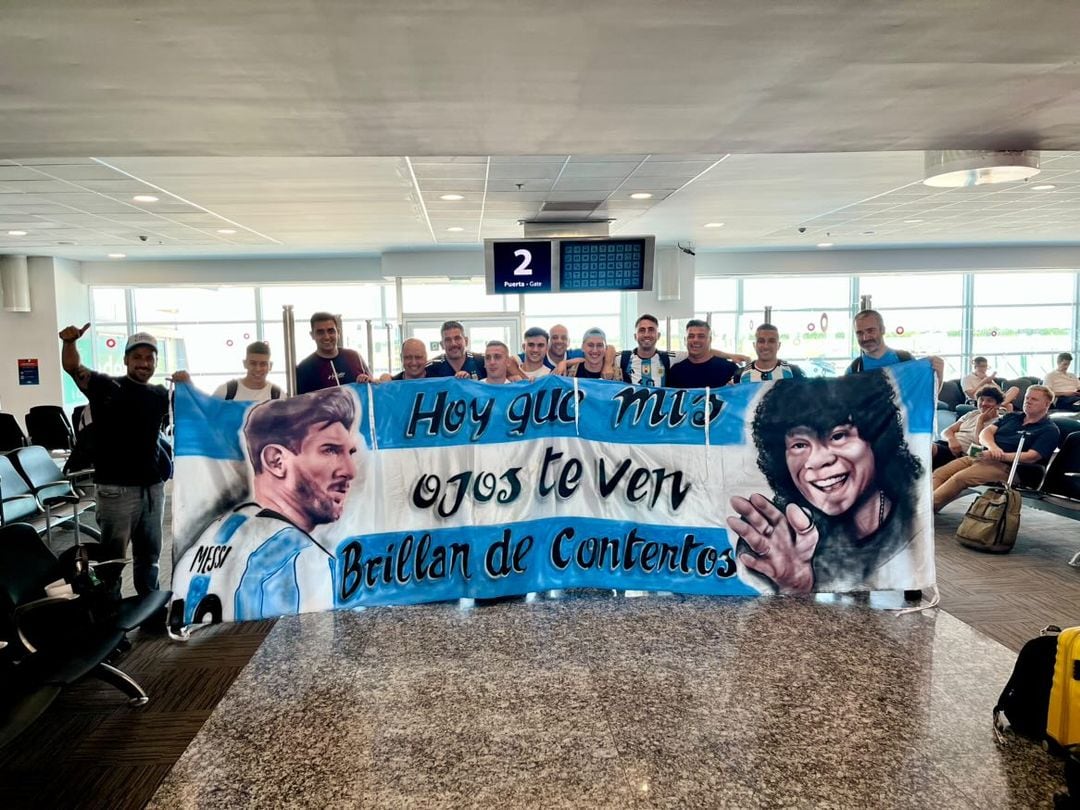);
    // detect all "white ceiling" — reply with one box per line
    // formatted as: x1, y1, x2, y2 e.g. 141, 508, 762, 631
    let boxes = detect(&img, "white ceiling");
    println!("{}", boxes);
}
3, 2, 1080, 260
